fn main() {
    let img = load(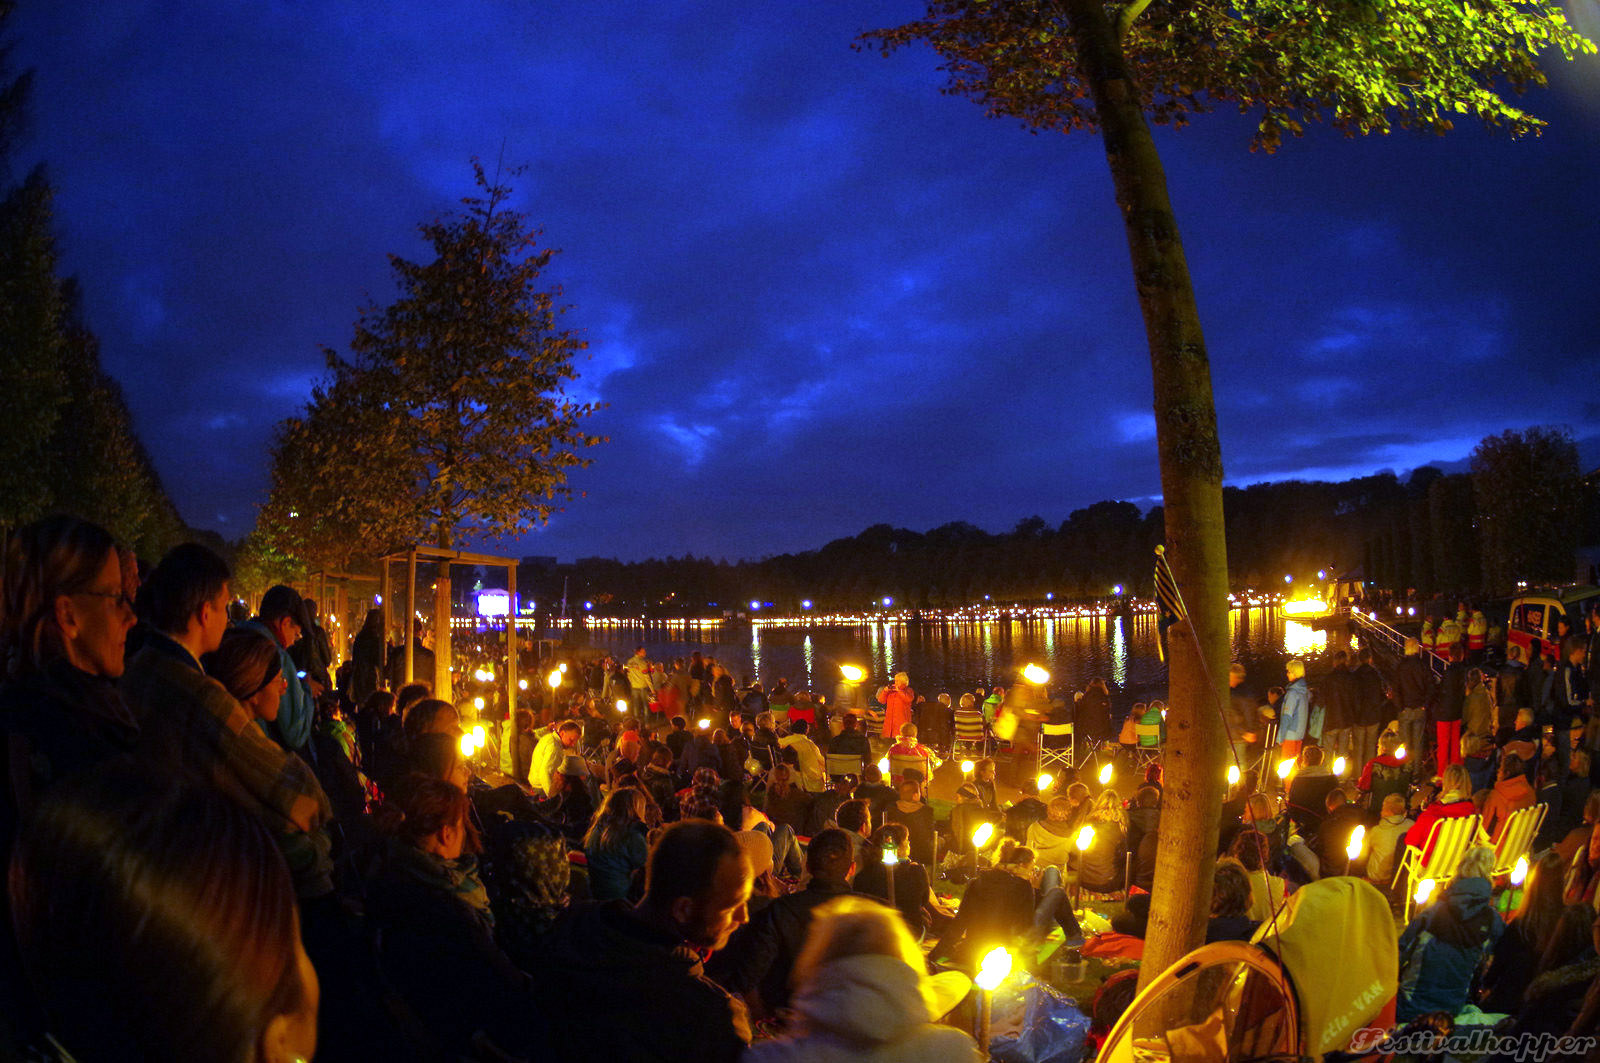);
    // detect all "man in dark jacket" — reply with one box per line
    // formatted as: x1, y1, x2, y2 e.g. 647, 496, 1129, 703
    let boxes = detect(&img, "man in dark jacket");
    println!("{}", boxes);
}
1435, 645, 1469, 771
1317, 651, 1358, 762
1351, 649, 1388, 769
1394, 638, 1435, 766
1313, 787, 1367, 876
539, 820, 752, 1063
707, 827, 853, 1016
827, 712, 872, 772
